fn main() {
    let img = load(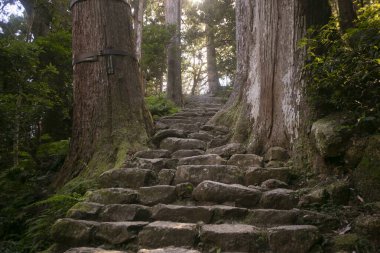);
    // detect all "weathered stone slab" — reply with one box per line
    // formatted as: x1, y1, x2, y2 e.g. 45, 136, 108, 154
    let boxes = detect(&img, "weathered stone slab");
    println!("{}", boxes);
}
158, 169, 176, 185
65, 248, 128, 253
210, 205, 249, 223
193, 181, 262, 208
177, 154, 227, 166
260, 189, 298, 210
66, 202, 104, 220
138, 248, 200, 253
245, 209, 299, 227
169, 123, 200, 132
99, 168, 156, 188
99, 204, 151, 222
95, 221, 148, 244
206, 143, 246, 158
151, 129, 187, 146
264, 147, 290, 162
200, 224, 265, 252
188, 132, 214, 142
175, 183, 194, 199
261, 179, 289, 189
135, 149, 171, 159
175, 165, 244, 186
245, 167, 291, 185
139, 185, 177, 206
151, 204, 213, 223
51, 219, 99, 246
228, 154, 264, 167
160, 138, 207, 152
171, 149, 205, 159
268, 225, 320, 253
85, 188, 139, 205
139, 221, 198, 248
201, 125, 230, 134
